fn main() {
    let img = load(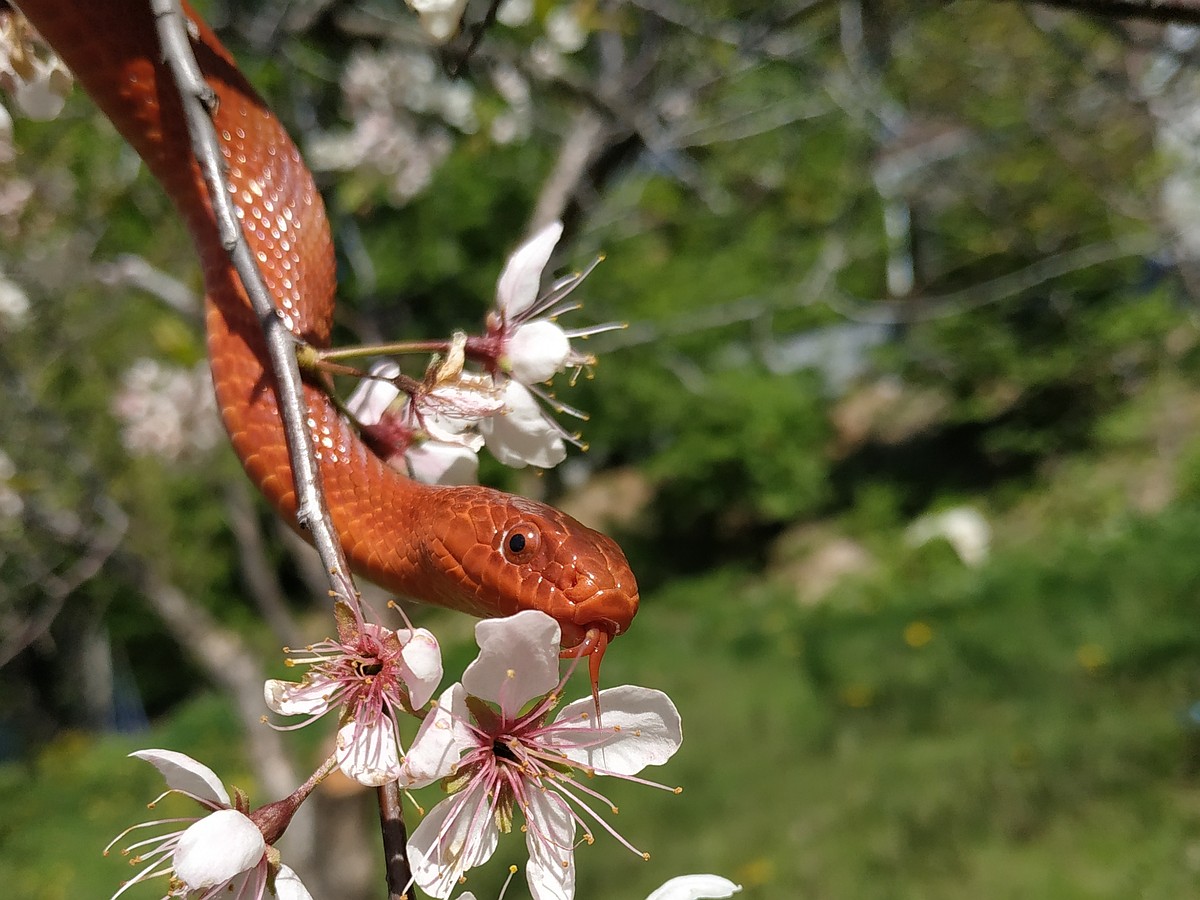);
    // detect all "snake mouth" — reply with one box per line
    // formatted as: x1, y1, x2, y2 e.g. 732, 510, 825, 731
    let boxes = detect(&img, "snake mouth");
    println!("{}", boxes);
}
558, 622, 615, 717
